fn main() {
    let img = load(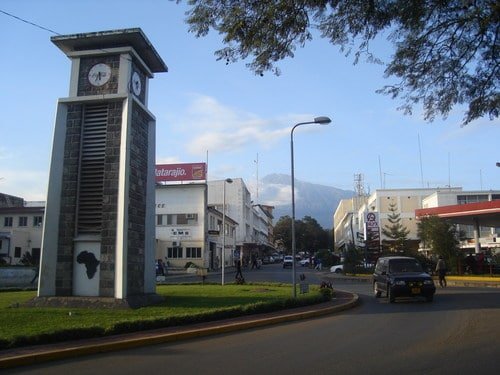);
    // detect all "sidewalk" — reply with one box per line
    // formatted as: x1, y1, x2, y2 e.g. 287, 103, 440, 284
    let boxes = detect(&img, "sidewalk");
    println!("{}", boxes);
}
0, 290, 358, 370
